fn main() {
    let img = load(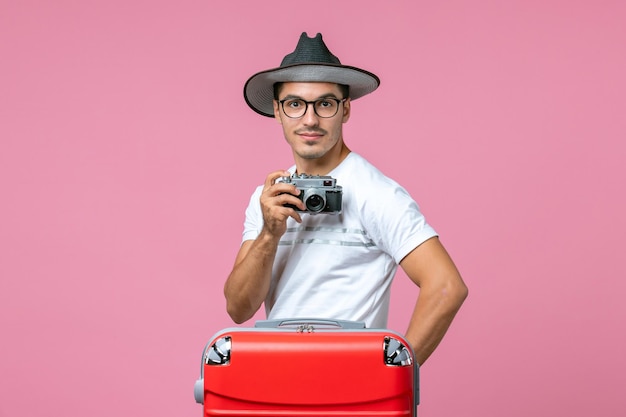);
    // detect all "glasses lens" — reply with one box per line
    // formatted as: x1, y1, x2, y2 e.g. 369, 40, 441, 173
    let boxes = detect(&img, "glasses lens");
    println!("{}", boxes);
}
314, 99, 339, 118
283, 99, 306, 118
282, 99, 340, 118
